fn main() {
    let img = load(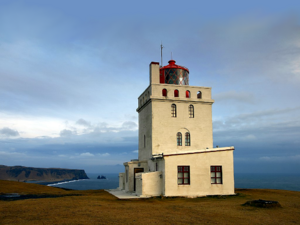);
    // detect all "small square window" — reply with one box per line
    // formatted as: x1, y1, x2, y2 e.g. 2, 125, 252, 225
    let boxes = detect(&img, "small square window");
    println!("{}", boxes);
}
211, 166, 222, 184
178, 166, 190, 185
